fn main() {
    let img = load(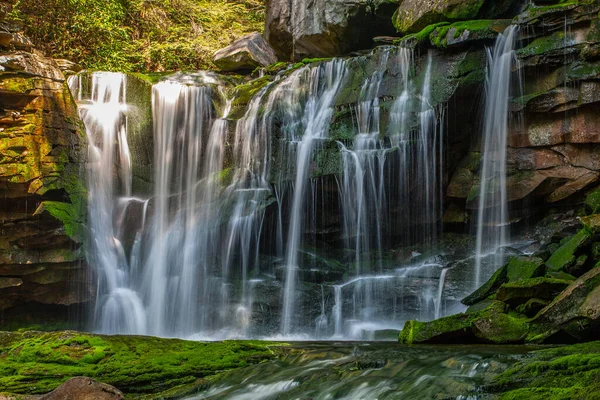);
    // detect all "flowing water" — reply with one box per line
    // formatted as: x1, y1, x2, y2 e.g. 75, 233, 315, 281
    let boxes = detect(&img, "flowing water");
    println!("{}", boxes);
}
70, 40, 513, 339
183, 342, 532, 400
474, 26, 520, 289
